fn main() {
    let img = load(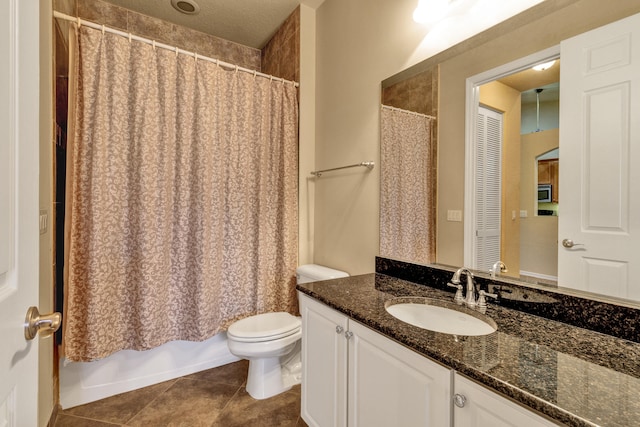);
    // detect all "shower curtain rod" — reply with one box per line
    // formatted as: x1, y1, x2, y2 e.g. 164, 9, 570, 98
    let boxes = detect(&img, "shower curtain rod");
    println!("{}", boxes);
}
382, 104, 436, 120
53, 11, 299, 88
